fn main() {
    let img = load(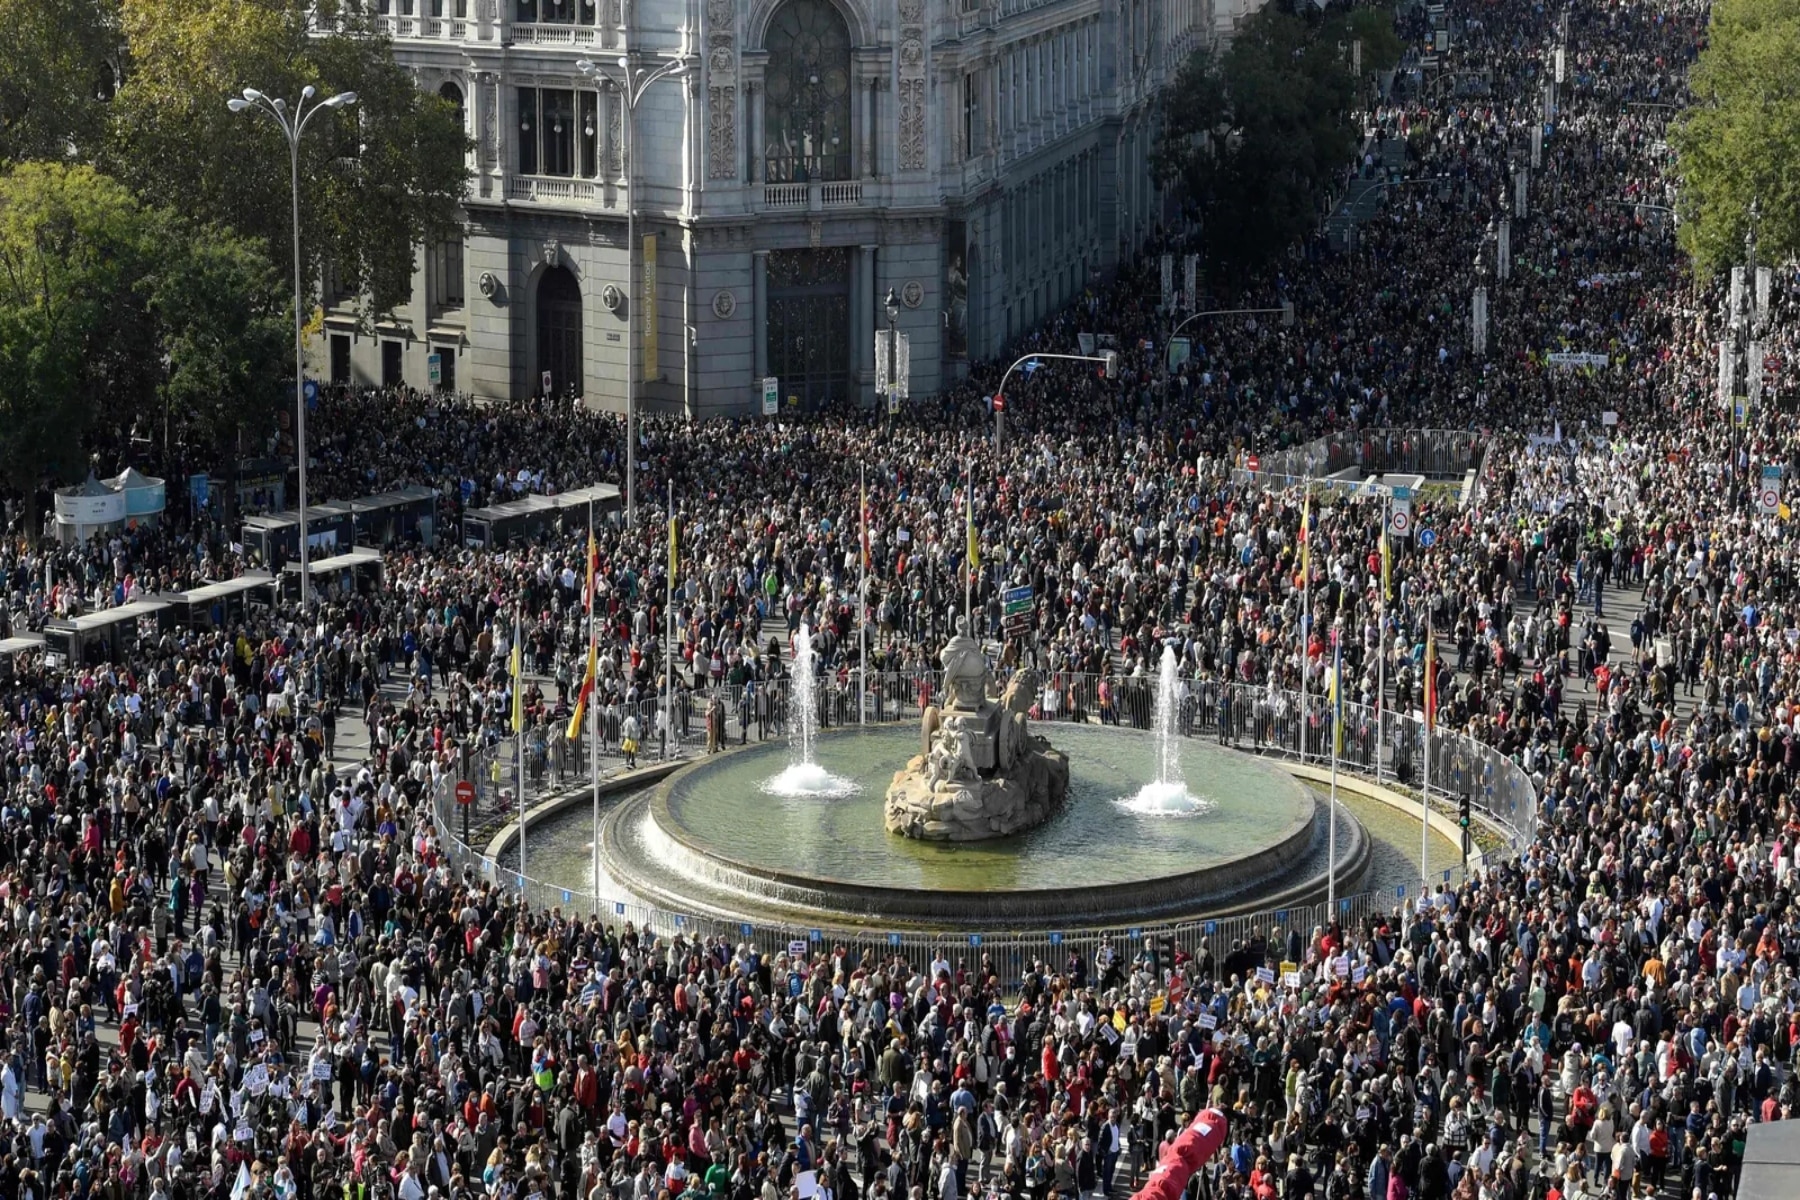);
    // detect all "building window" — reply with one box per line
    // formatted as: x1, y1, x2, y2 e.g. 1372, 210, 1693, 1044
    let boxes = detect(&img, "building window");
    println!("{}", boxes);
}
381, 341, 404, 388
518, 87, 594, 178
330, 335, 351, 385
431, 238, 465, 311
517, 0, 597, 22
439, 82, 464, 131
763, 0, 853, 184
